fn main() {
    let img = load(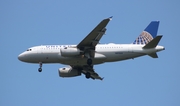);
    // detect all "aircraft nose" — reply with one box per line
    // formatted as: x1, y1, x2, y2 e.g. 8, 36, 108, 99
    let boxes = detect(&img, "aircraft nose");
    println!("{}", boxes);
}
18, 53, 25, 61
